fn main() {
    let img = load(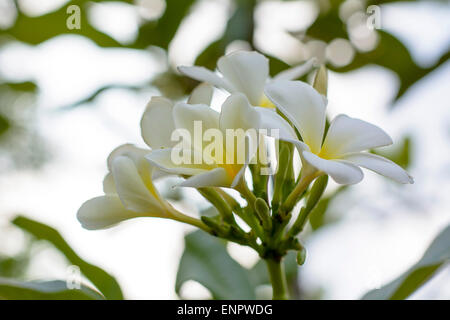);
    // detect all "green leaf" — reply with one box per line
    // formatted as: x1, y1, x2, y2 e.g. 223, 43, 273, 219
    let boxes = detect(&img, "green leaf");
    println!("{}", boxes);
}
373, 136, 411, 169
134, 0, 197, 49
0, 114, 10, 137
2, 2, 124, 48
331, 30, 448, 102
2, 81, 38, 92
362, 224, 450, 300
195, 0, 256, 68
267, 54, 292, 77
12, 216, 123, 300
0, 255, 29, 278
309, 186, 347, 230
298, 0, 448, 103
176, 230, 255, 299
0, 278, 104, 300
301, 2, 347, 42
152, 71, 198, 100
